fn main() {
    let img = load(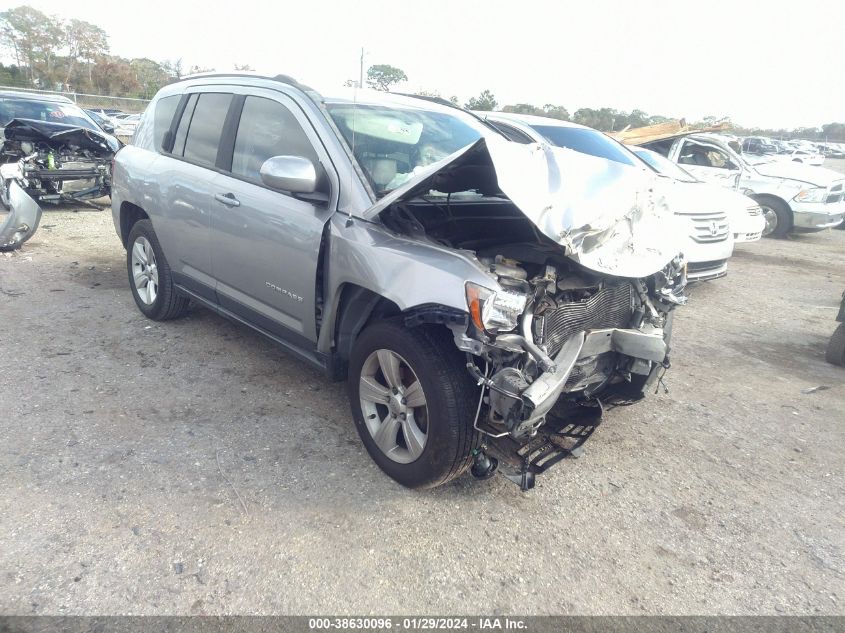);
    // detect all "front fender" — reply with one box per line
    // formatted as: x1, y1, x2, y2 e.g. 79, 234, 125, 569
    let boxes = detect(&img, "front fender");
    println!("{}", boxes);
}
317, 215, 493, 354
